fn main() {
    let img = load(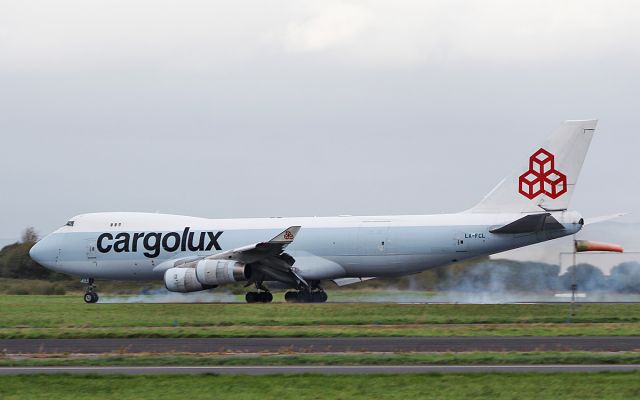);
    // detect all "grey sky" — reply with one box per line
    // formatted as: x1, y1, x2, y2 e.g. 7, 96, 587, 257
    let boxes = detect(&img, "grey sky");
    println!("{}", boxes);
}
1, 0, 639, 246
